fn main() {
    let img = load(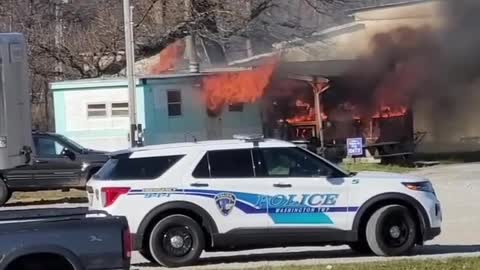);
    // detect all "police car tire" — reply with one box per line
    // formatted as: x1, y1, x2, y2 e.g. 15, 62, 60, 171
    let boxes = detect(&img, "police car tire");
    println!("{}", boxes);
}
149, 215, 205, 267
366, 205, 417, 256
0, 180, 9, 206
